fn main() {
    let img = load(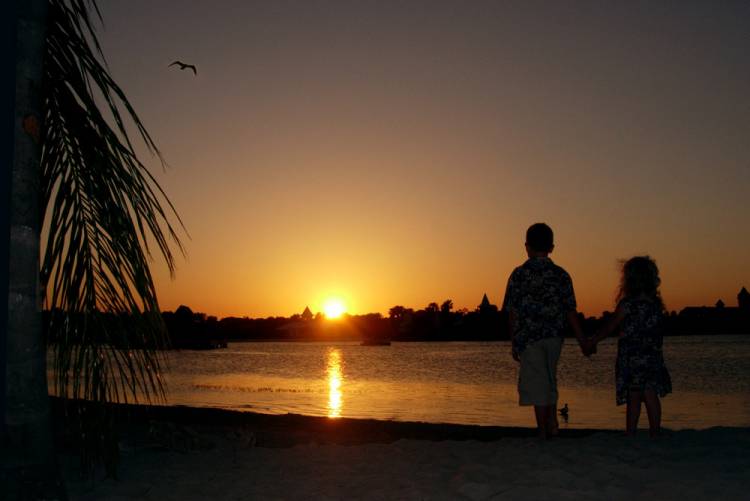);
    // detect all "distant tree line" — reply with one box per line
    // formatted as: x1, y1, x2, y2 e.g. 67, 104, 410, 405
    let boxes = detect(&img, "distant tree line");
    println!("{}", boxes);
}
155, 289, 750, 349
42, 289, 750, 350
